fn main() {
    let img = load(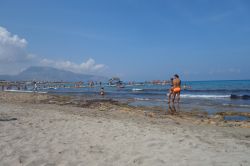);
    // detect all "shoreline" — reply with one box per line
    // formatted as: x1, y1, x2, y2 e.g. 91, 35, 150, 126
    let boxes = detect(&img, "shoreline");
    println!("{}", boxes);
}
1, 91, 250, 128
1, 91, 250, 165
